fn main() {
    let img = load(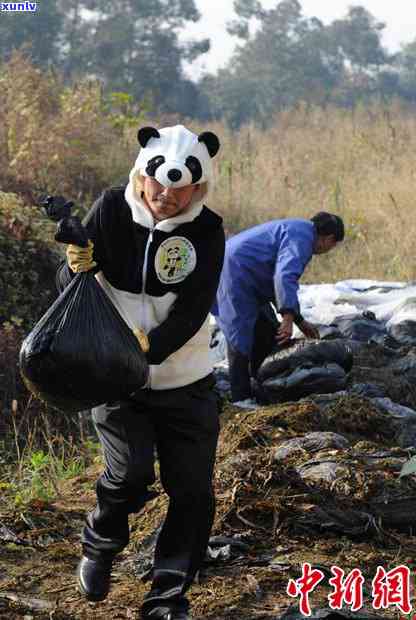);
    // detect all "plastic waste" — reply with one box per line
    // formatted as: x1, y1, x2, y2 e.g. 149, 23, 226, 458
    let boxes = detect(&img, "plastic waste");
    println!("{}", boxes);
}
258, 340, 354, 382
274, 432, 350, 461
258, 363, 348, 404
19, 196, 149, 413
331, 312, 391, 345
